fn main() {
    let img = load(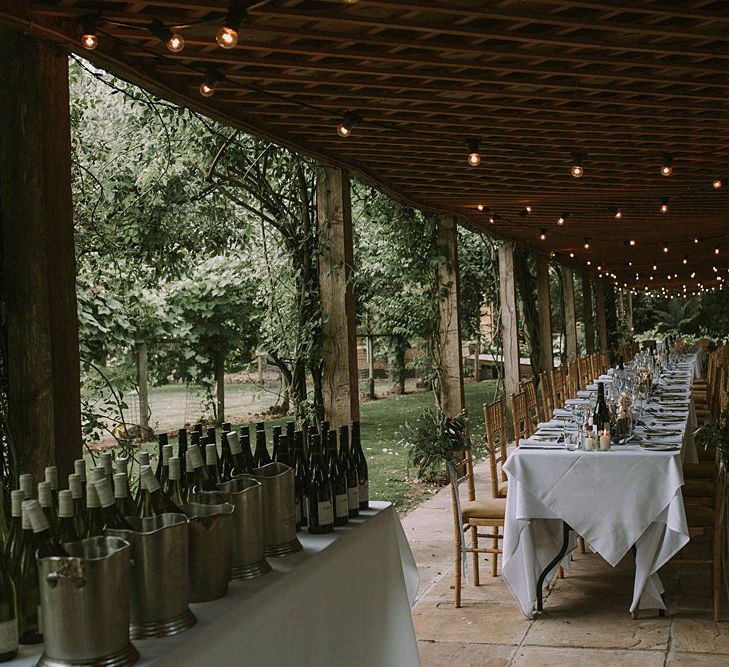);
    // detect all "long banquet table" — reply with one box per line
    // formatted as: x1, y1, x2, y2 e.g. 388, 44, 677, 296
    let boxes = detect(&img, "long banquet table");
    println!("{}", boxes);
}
13, 501, 421, 667
502, 356, 697, 619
